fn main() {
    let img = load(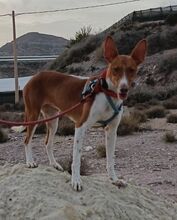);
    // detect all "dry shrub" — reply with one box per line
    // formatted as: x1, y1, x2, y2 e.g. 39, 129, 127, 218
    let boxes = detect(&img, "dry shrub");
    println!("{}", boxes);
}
95, 46, 103, 61
50, 34, 102, 72
0, 128, 8, 143
163, 97, 177, 109
146, 106, 166, 119
67, 66, 83, 74
167, 114, 177, 124
131, 110, 147, 123
117, 114, 140, 136
147, 99, 160, 106
127, 87, 154, 104
59, 155, 88, 175
159, 53, 177, 75
164, 131, 176, 143
0, 103, 14, 111
70, 26, 92, 46
134, 103, 150, 111
58, 117, 75, 136
128, 83, 177, 107
0, 112, 24, 128
35, 124, 46, 134
96, 144, 106, 158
